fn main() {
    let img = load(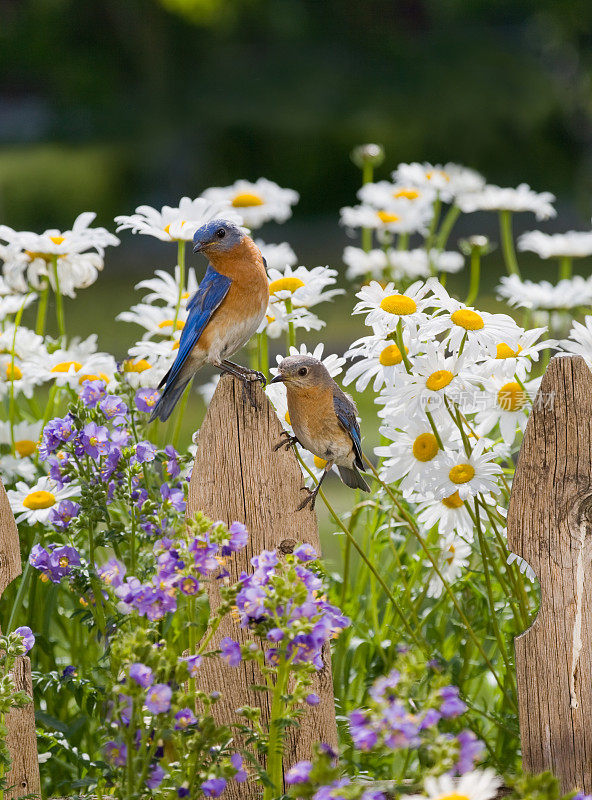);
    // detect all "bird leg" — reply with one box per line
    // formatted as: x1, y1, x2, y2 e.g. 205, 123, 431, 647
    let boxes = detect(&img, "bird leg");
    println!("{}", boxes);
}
222, 359, 267, 387
297, 463, 331, 511
274, 430, 299, 451
217, 362, 259, 410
